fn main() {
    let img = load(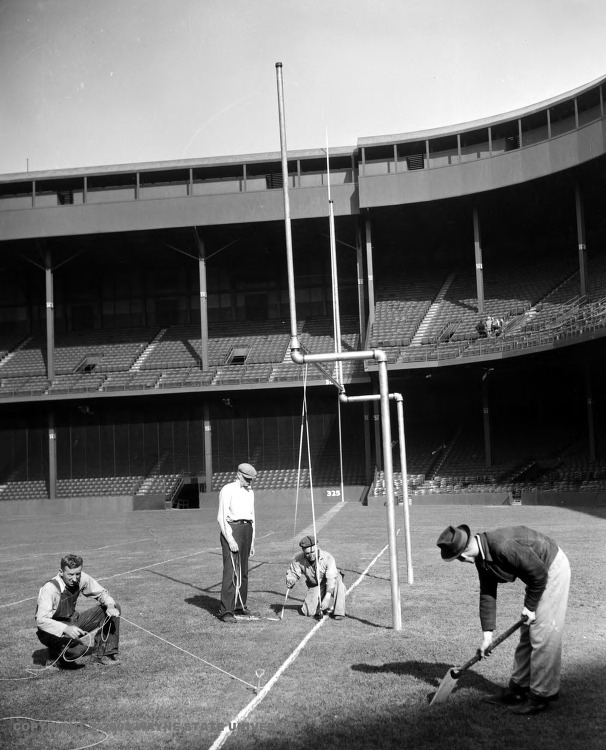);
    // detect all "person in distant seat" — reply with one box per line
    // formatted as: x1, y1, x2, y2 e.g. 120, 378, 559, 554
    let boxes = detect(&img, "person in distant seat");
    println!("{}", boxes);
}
217, 462, 258, 623
476, 319, 487, 338
436, 524, 570, 715
286, 536, 346, 620
491, 317, 504, 336
35, 554, 121, 668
